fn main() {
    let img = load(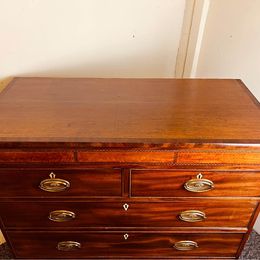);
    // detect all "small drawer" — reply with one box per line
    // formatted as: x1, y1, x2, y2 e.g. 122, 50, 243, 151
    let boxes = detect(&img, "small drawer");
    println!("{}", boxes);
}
177, 151, 260, 164
130, 169, 260, 197
0, 150, 74, 163
77, 150, 175, 163
7, 231, 243, 258
0, 168, 122, 197
0, 199, 256, 229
